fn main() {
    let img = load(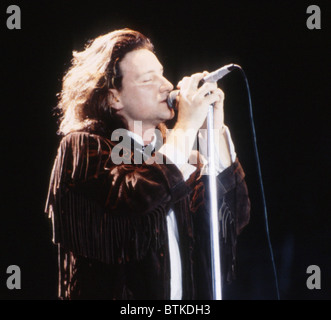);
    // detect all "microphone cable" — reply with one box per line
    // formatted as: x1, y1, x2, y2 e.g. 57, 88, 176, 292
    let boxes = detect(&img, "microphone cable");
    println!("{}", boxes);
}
232, 64, 281, 300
